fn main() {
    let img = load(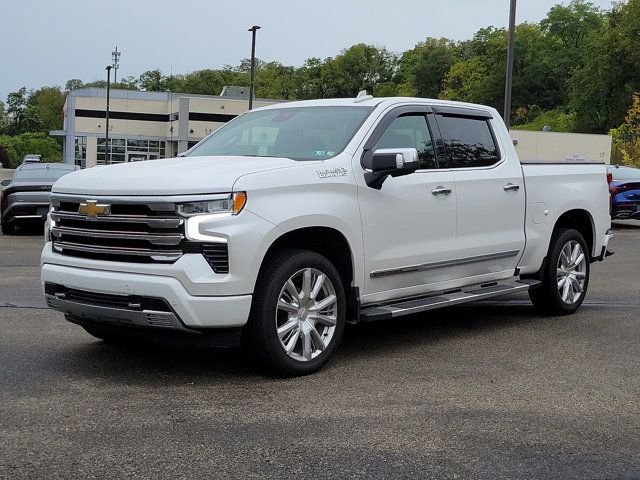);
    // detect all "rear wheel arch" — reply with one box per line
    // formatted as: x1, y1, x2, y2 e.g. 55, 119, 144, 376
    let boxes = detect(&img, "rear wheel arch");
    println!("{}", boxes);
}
552, 209, 595, 259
